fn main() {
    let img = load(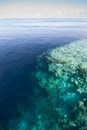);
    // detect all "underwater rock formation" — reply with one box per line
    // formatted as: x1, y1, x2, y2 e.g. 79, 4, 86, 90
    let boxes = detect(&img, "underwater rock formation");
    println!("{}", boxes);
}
35, 39, 87, 130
